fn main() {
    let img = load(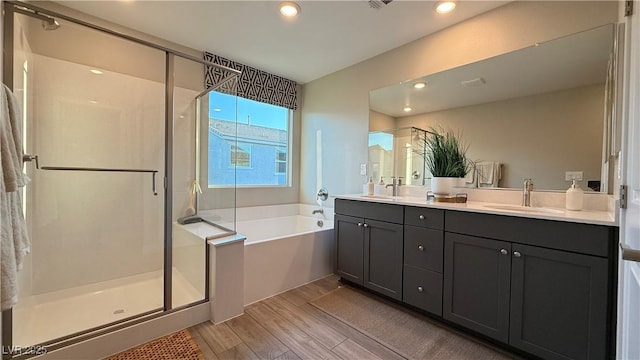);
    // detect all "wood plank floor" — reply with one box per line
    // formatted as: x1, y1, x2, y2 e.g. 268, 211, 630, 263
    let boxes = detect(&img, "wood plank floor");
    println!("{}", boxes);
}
188, 275, 515, 360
